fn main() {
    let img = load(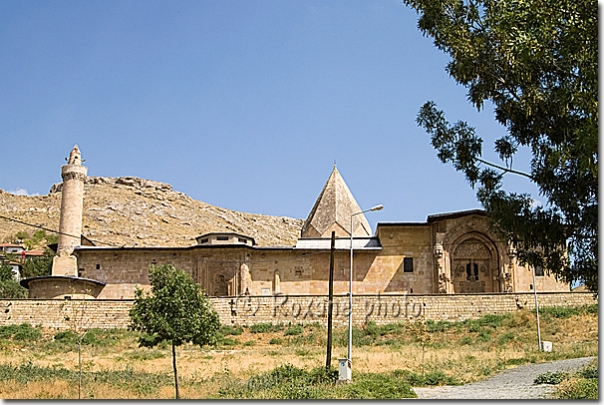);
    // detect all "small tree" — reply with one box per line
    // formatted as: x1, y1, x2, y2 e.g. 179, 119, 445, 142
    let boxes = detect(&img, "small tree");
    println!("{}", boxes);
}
129, 265, 220, 399
60, 290, 94, 399
0, 262, 27, 299
20, 248, 54, 279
